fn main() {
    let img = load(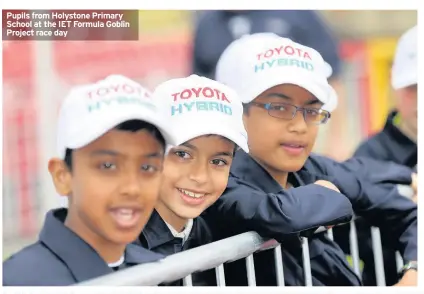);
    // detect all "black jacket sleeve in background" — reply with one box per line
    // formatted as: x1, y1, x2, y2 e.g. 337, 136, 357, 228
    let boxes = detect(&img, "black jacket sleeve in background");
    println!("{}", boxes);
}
308, 154, 417, 262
